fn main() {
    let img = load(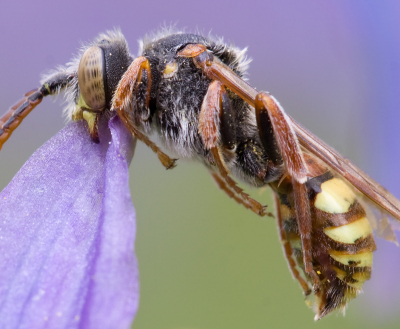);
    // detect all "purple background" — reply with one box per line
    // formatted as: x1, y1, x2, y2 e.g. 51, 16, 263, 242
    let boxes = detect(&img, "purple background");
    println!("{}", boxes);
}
1, 1, 400, 328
